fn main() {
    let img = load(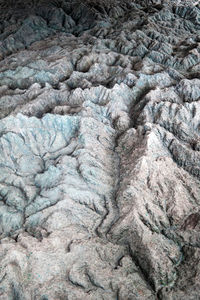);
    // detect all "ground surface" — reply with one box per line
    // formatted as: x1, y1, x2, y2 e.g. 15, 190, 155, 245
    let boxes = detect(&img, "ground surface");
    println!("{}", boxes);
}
0, 0, 200, 299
